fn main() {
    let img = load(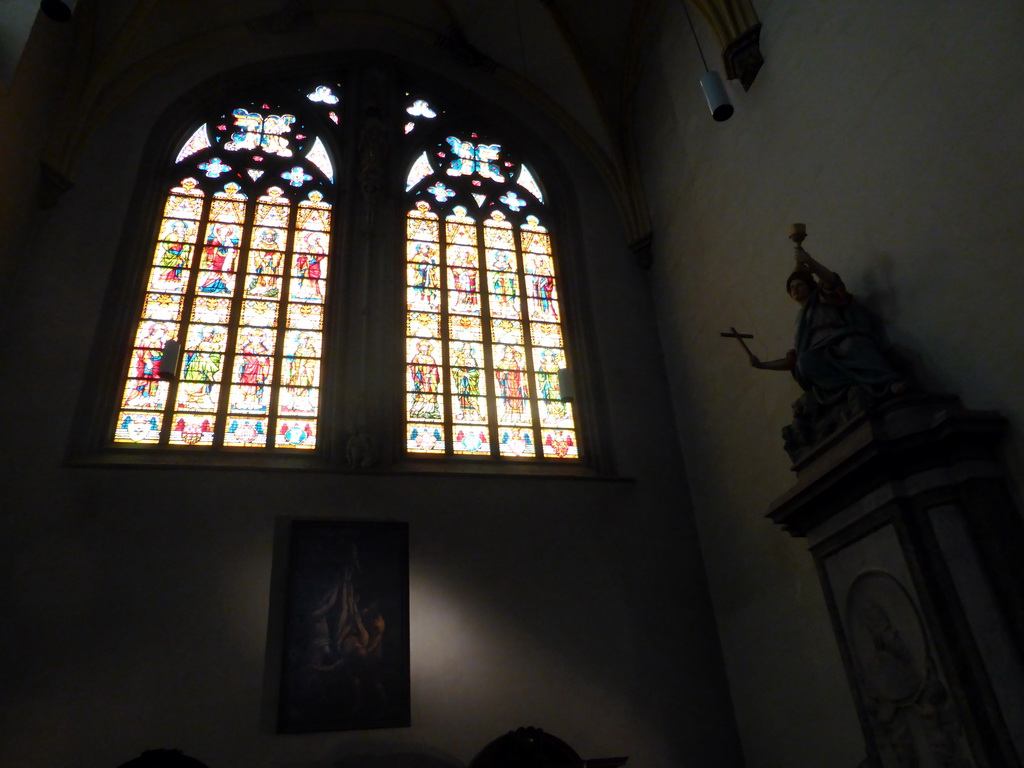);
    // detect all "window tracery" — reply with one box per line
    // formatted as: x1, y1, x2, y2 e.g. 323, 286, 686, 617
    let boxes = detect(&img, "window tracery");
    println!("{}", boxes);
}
105, 81, 584, 467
